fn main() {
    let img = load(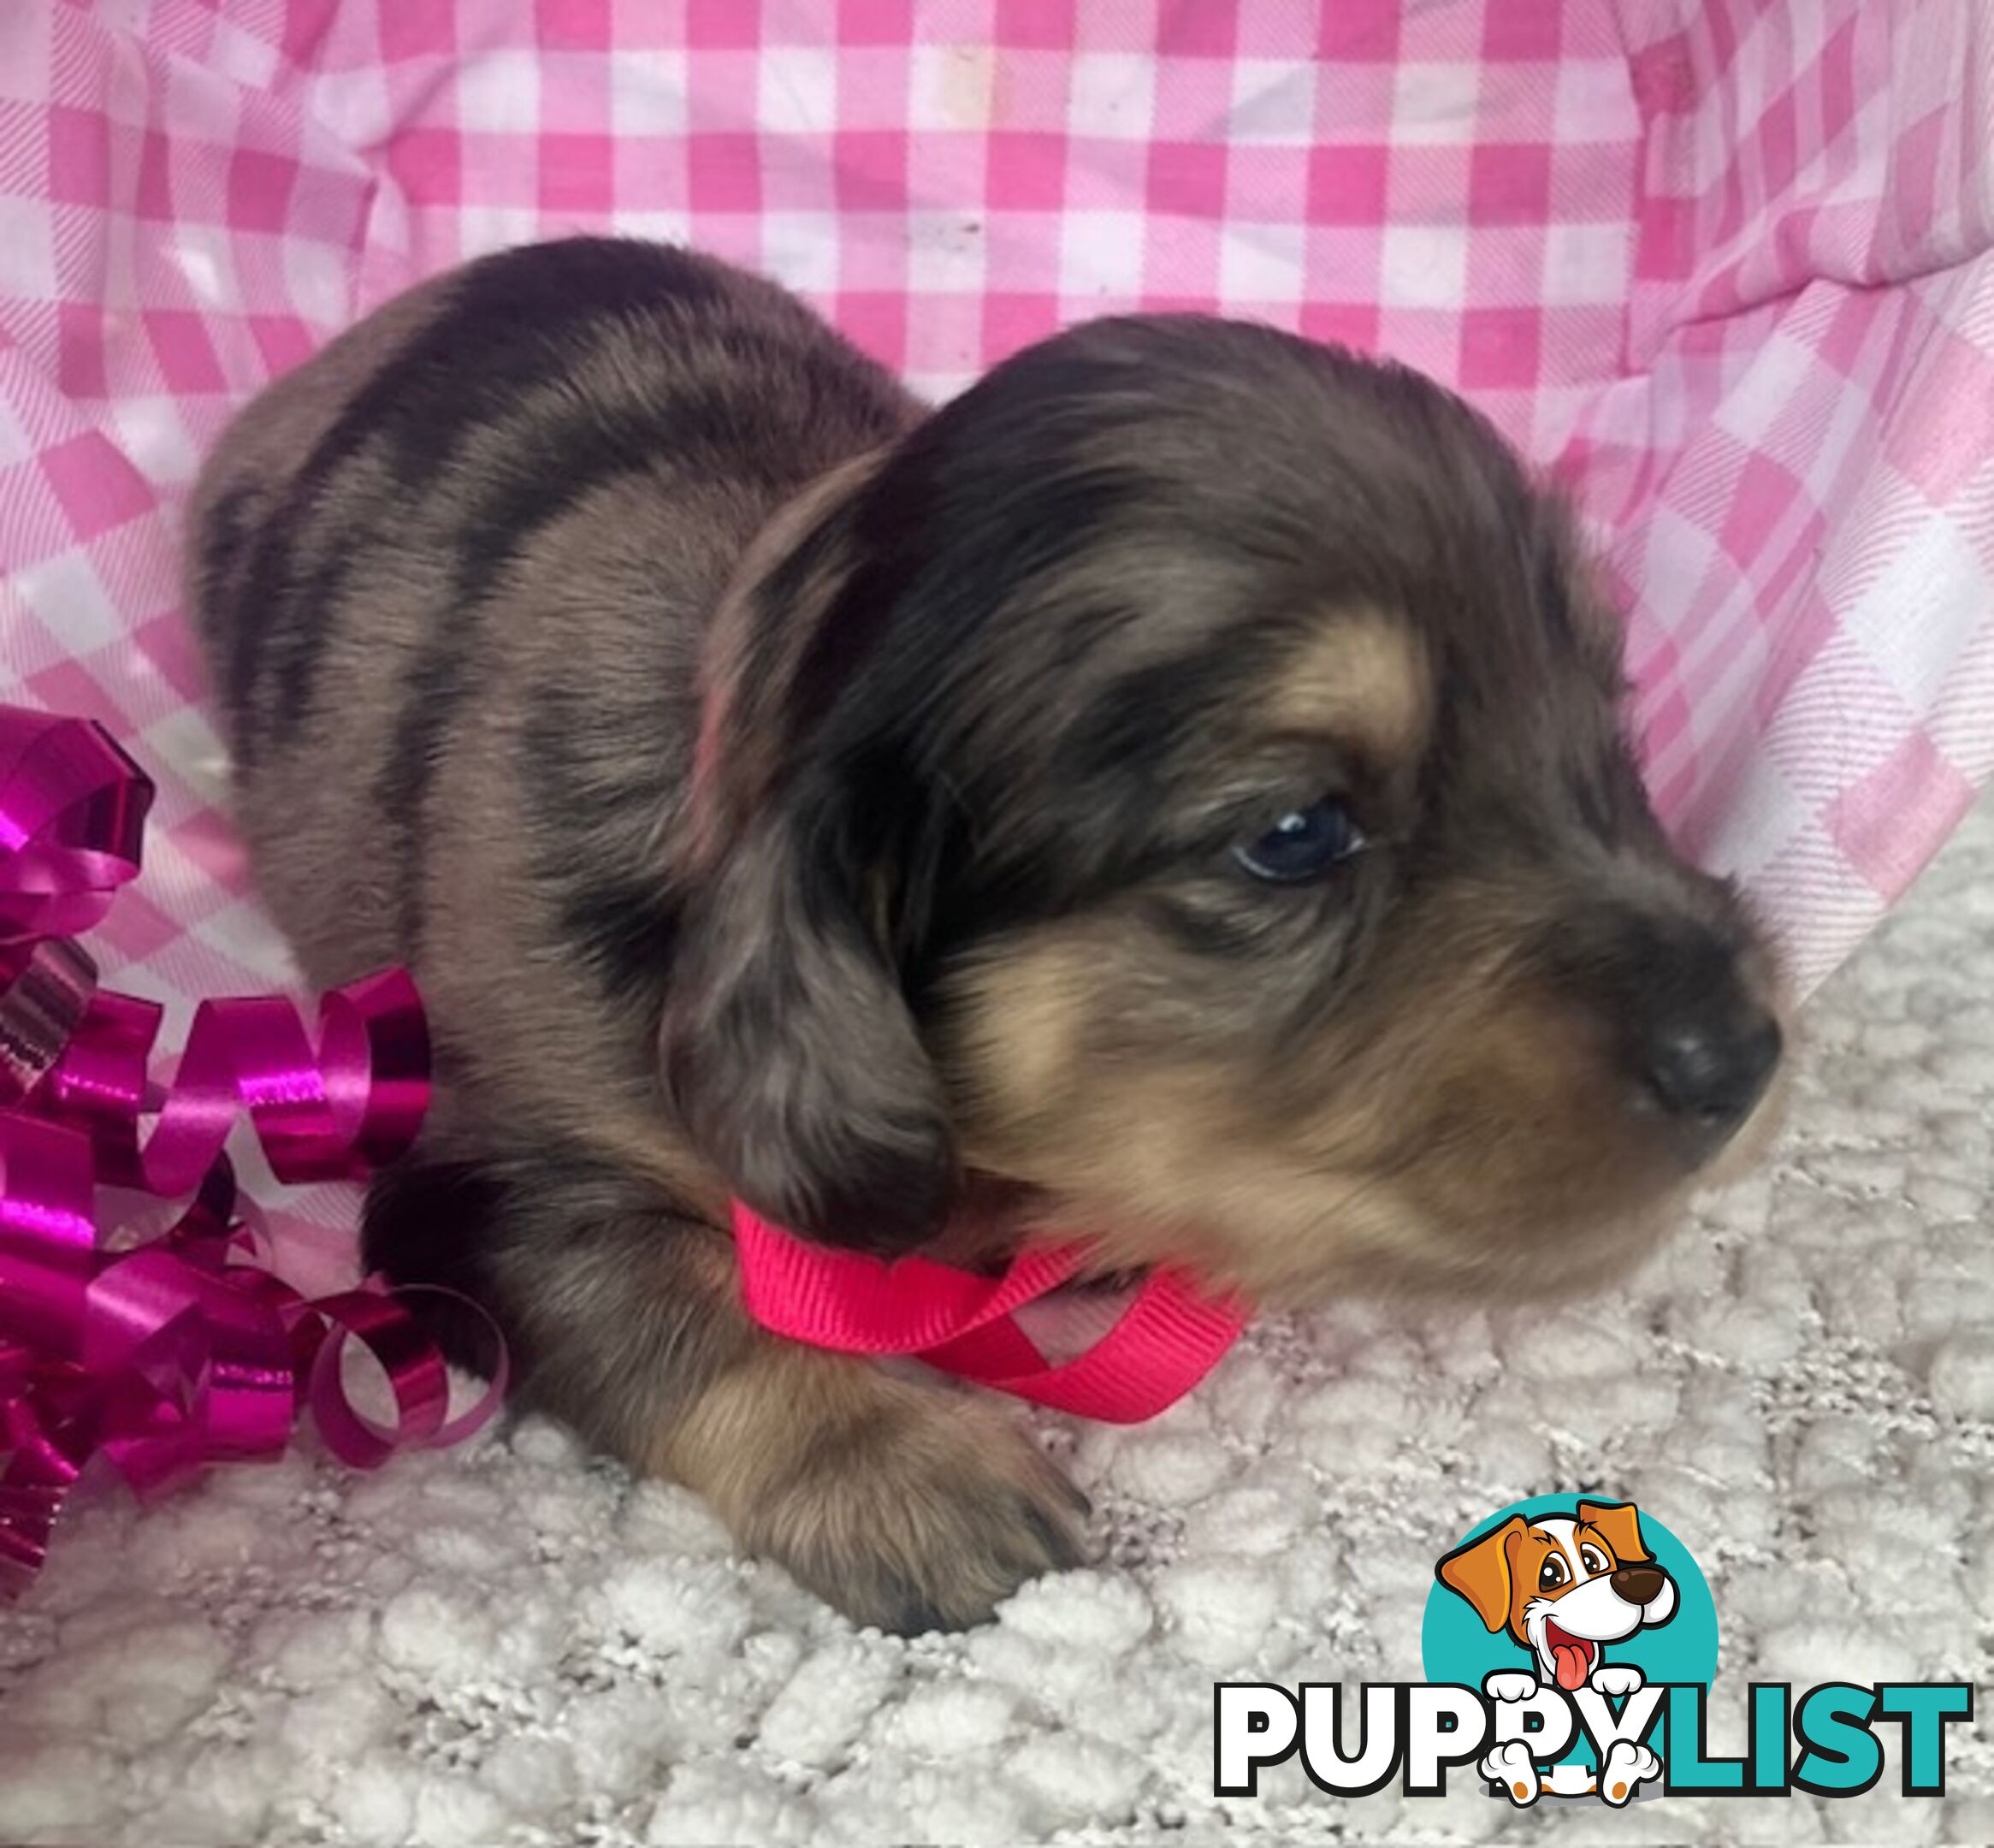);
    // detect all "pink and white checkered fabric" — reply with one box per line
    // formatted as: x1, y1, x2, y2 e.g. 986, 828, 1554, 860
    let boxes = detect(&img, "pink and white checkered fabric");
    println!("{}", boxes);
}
4, 0, 1993, 1025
